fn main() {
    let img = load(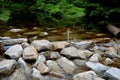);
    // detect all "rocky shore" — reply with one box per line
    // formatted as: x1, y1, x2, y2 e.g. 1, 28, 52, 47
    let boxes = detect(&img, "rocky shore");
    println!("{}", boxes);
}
0, 37, 120, 80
